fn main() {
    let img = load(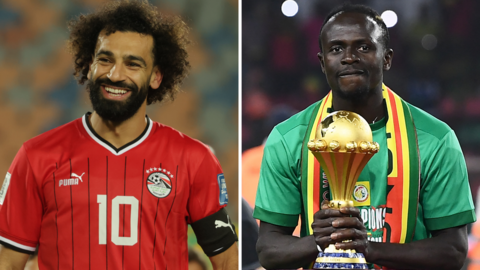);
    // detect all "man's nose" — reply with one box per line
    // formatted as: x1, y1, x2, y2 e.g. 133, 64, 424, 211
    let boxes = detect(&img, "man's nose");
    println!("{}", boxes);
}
106, 63, 127, 82
341, 48, 359, 65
